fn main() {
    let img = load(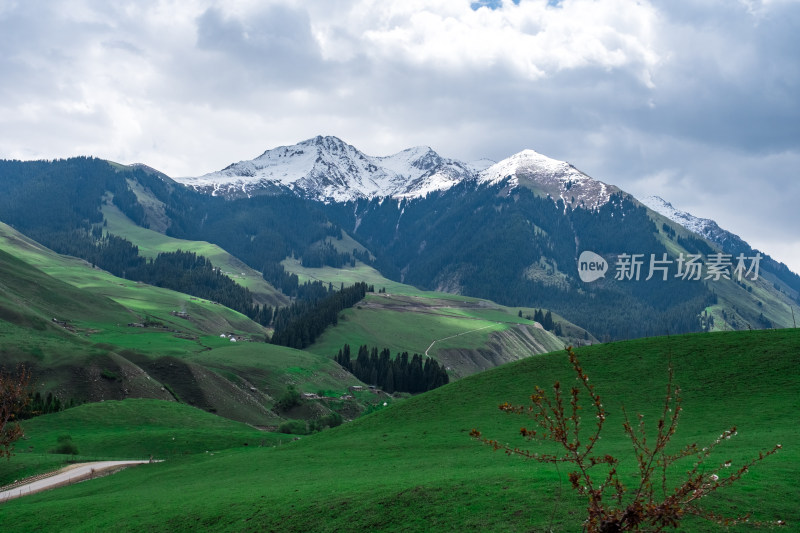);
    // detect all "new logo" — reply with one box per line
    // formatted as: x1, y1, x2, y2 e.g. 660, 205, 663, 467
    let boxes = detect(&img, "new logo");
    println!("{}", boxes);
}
577, 251, 608, 283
